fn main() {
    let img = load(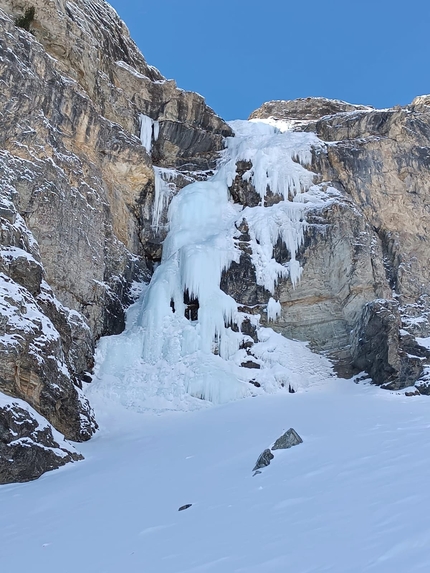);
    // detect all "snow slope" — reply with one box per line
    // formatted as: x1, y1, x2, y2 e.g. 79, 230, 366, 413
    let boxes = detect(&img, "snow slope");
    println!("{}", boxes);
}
1, 380, 430, 573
